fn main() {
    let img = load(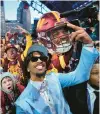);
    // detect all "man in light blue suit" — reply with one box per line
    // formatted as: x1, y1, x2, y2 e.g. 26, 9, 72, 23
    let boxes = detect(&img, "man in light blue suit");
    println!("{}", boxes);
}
15, 22, 99, 114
